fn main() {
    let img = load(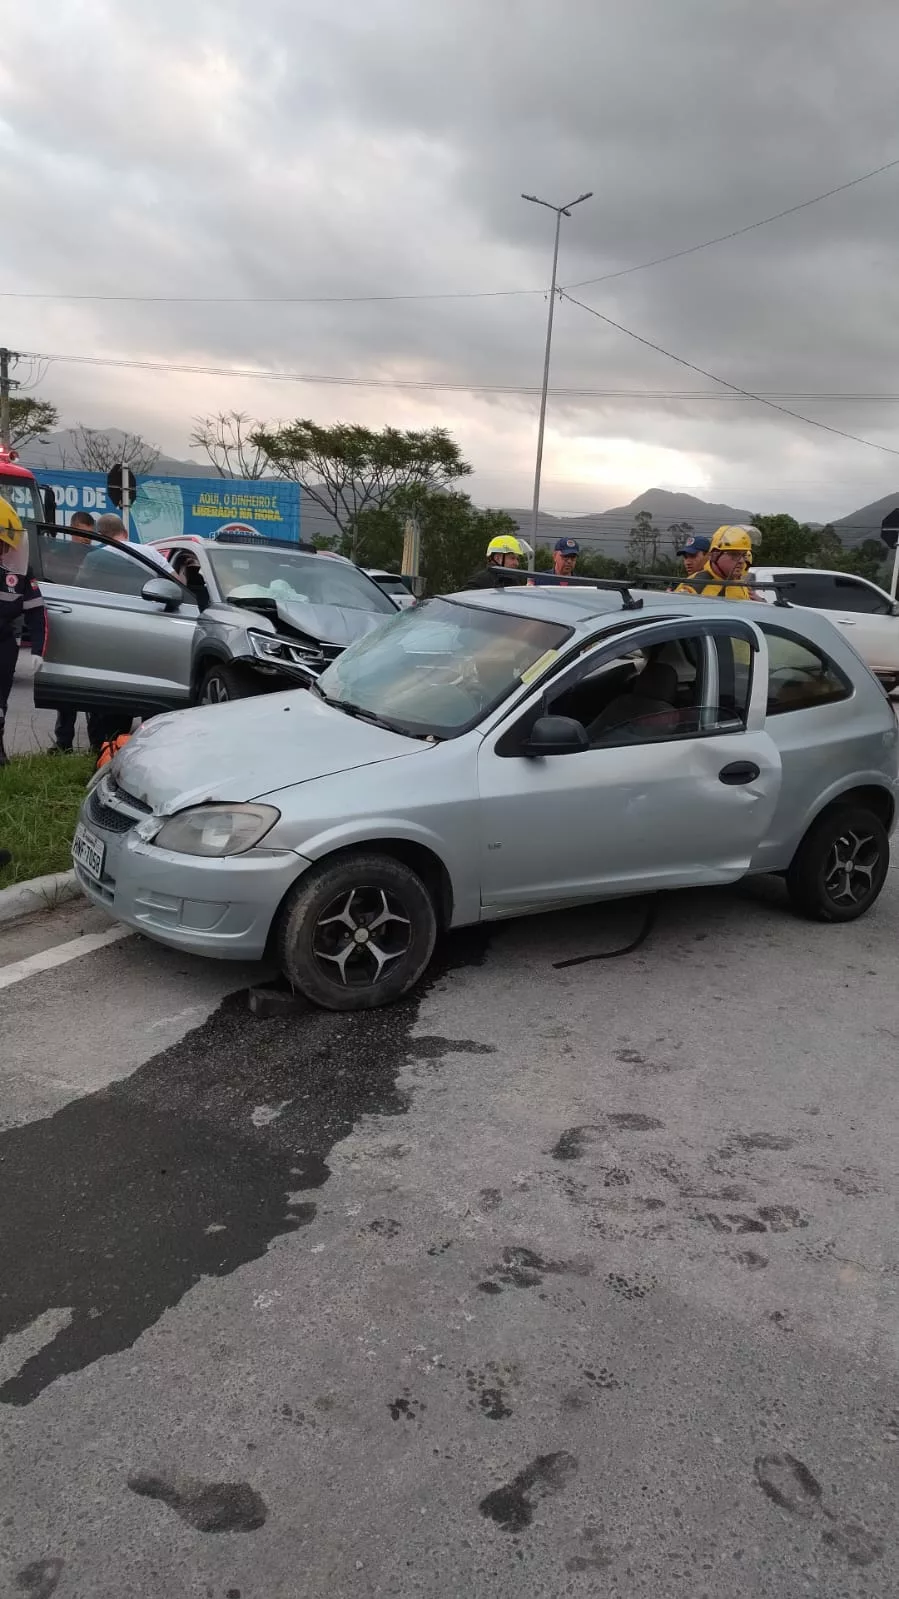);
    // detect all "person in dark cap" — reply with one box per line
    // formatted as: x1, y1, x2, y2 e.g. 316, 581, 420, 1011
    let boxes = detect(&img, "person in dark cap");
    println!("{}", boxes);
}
552, 536, 580, 578
676, 533, 710, 581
